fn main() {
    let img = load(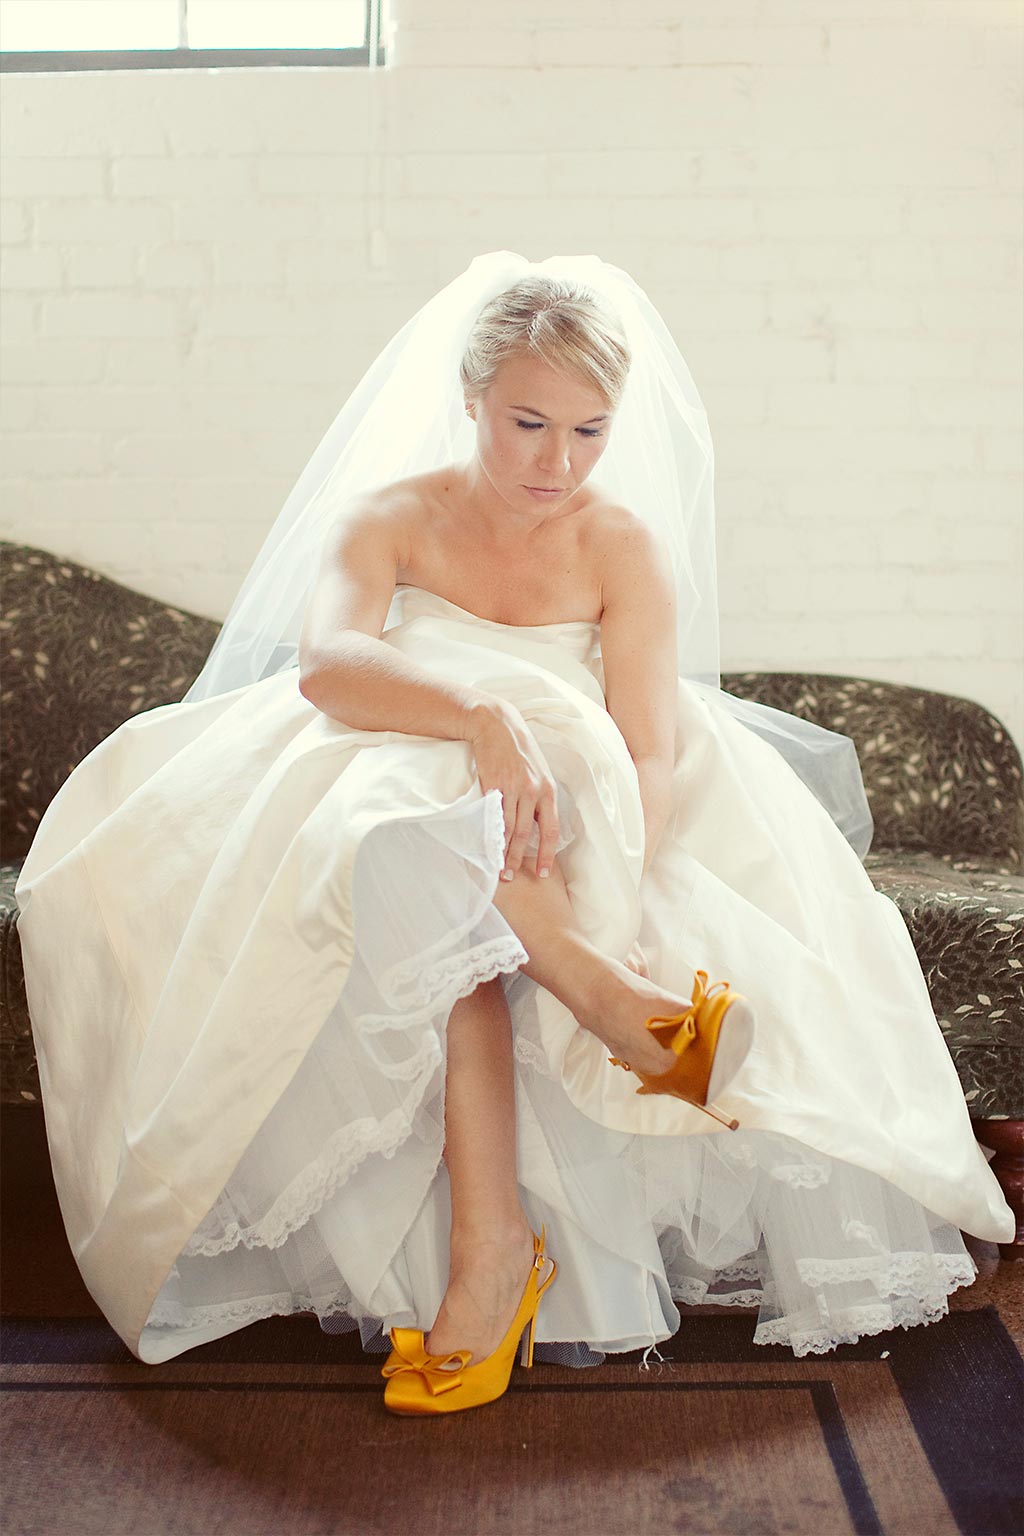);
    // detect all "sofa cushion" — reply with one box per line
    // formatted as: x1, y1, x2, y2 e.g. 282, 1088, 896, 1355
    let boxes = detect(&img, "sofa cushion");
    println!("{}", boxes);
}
862, 850, 1023, 1119
722, 671, 1024, 867
0, 545, 219, 863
